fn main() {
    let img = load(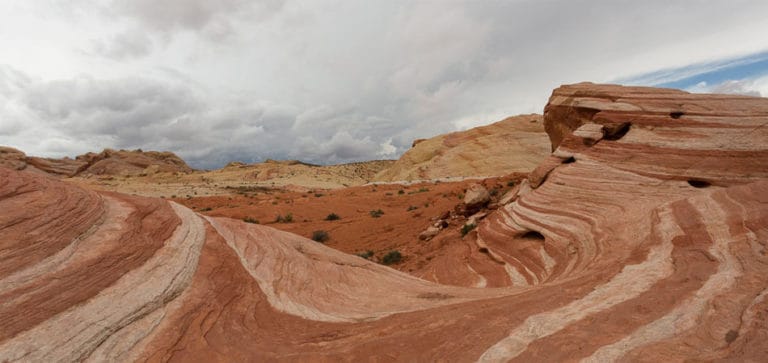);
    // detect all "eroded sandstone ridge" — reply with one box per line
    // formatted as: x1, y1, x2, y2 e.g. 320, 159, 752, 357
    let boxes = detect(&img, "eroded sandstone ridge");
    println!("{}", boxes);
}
0, 147, 192, 177
374, 114, 550, 181
1, 83, 767, 361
